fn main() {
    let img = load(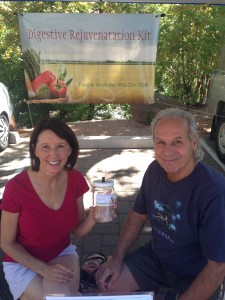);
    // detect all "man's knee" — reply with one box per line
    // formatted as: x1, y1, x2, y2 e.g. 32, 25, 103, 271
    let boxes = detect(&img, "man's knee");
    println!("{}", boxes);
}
103, 263, 139, 293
